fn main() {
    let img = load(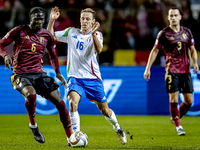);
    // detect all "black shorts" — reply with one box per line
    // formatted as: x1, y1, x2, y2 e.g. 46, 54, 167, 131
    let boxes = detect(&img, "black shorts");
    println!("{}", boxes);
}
10, 72, 59, 97
165, 72, 193, 93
